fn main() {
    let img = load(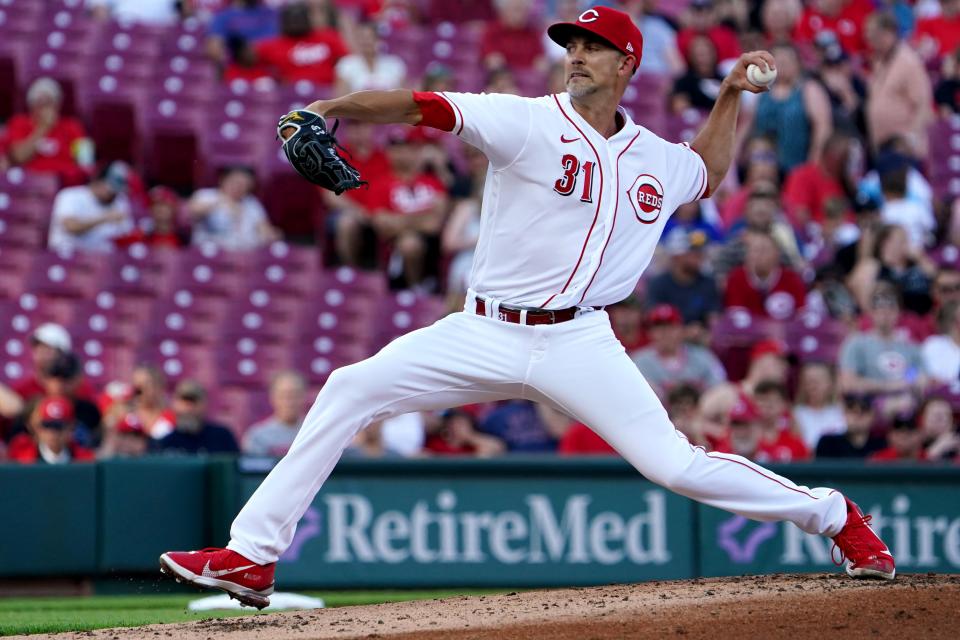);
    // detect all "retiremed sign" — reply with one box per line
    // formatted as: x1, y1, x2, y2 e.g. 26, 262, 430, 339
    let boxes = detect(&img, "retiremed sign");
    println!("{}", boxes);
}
243, 476, 695, 587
